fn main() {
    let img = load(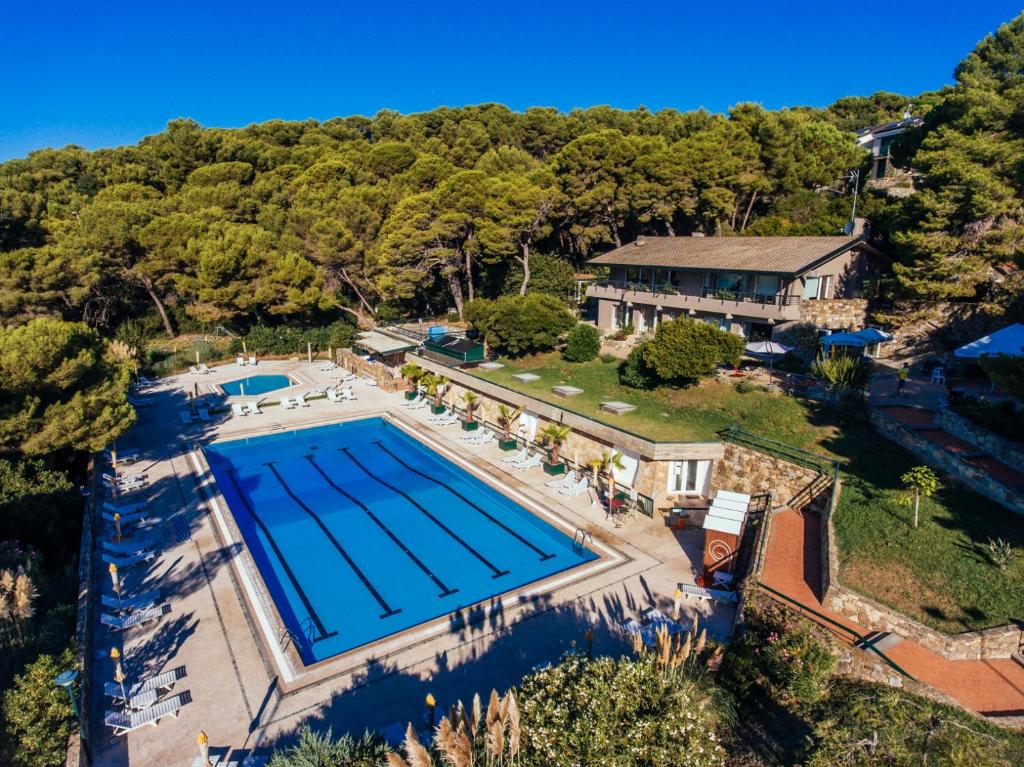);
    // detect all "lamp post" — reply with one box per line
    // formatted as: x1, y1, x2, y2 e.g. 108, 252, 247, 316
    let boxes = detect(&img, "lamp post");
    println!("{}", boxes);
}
55, 668, 90, 763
